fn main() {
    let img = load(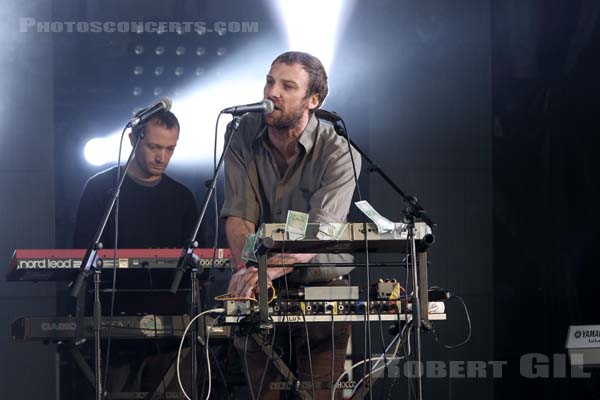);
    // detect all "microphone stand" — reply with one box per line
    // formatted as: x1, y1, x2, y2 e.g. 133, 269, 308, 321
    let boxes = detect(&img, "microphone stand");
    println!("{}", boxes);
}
328, 118, 436, 400
70, 123, 145, 400
169, 115, 241, 400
